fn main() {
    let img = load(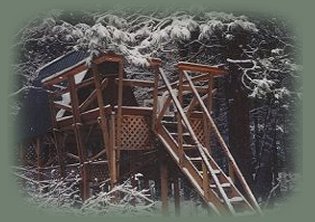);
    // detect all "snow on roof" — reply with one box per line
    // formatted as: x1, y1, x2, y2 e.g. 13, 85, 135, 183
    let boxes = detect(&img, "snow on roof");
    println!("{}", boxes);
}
41, 59, 87, 83
37, 50, 90, 82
